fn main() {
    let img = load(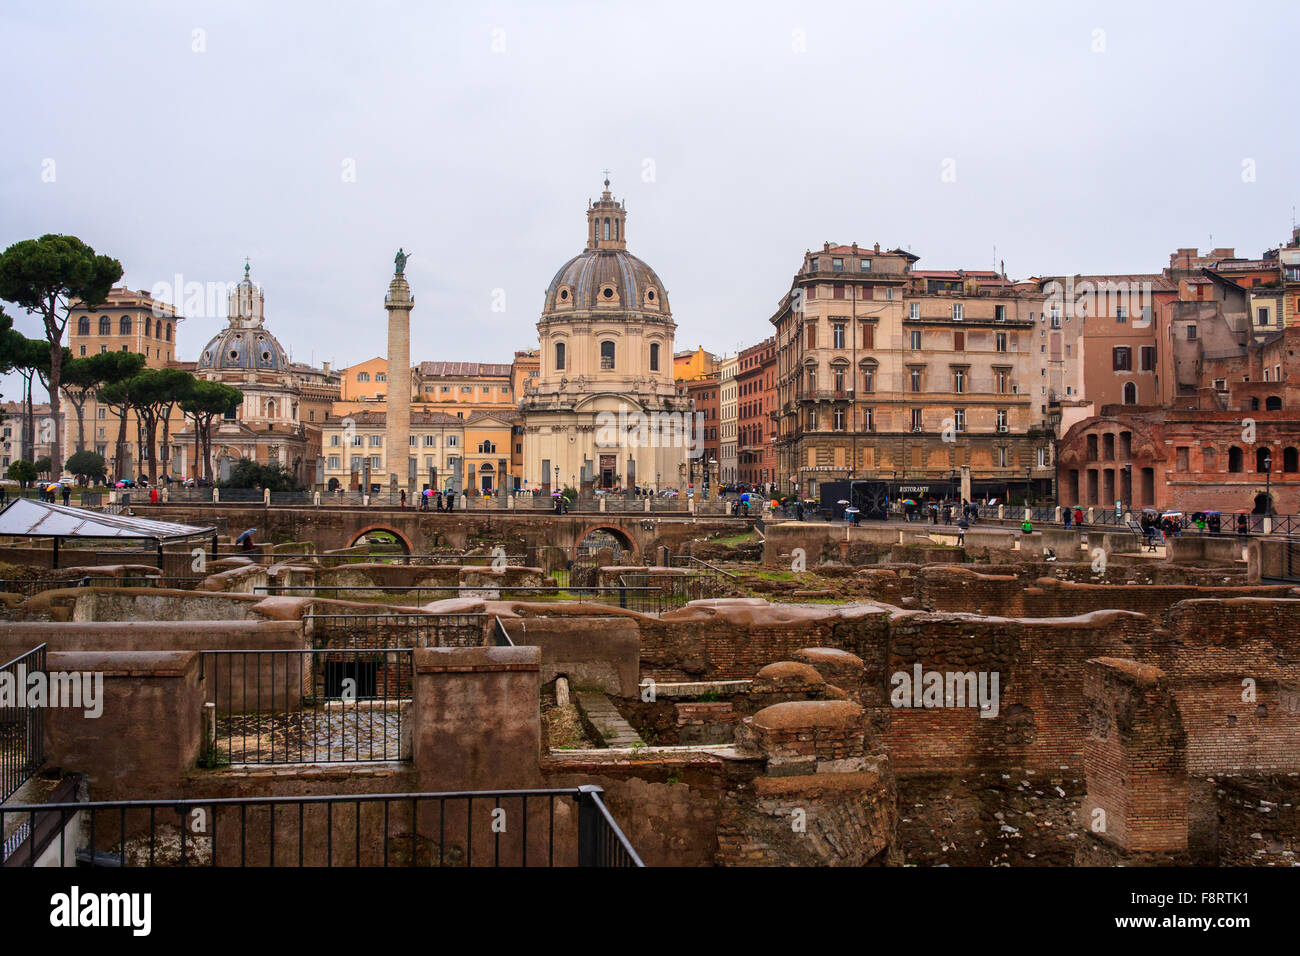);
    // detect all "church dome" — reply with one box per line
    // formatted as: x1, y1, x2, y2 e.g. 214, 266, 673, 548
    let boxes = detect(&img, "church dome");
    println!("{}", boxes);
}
540, 178, 670, 319
197, 325, 290, 372
196, 262, 290, 372
543, 248, 669, 315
